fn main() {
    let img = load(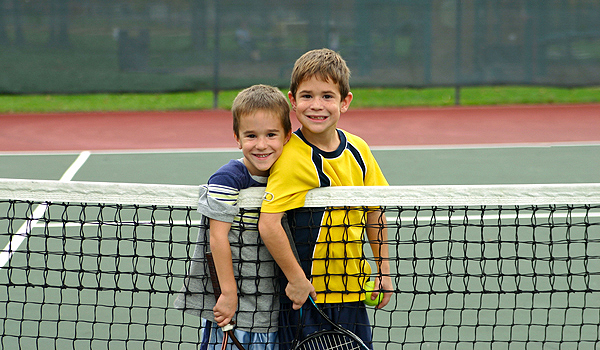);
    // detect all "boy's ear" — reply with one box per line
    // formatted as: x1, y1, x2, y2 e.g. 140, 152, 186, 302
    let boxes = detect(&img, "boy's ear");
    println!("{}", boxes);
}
288, 91, 296, 110
284, 130, 292, 145
234, 133, 242, 149
341, 92, 353, 113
